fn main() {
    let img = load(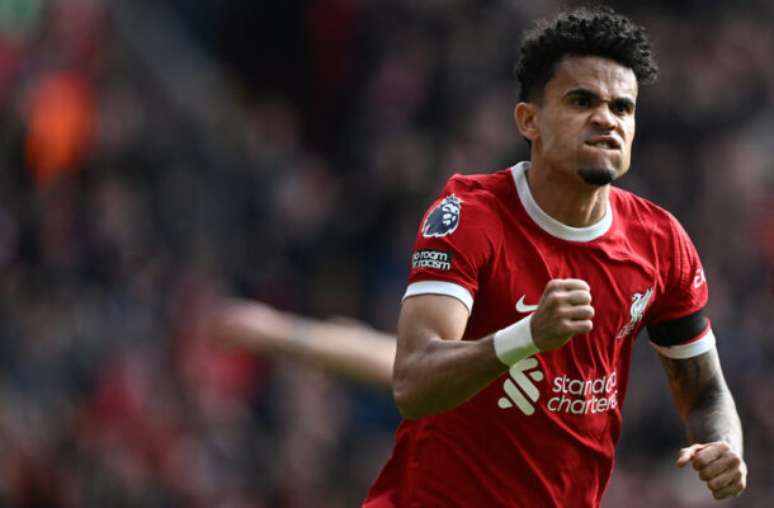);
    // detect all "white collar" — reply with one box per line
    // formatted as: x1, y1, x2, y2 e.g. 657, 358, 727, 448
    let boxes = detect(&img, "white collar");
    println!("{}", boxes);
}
510, 161, 613, 242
